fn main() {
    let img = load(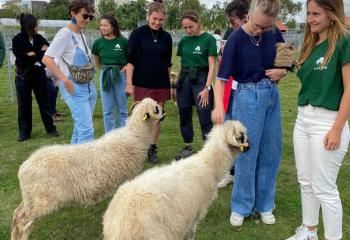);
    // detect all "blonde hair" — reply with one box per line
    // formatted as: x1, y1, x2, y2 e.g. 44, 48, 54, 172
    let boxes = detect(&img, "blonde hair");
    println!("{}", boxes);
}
148, 0, 166, 16
299, 0, 348, 68
249, 0, 280, 18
